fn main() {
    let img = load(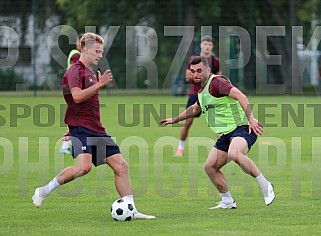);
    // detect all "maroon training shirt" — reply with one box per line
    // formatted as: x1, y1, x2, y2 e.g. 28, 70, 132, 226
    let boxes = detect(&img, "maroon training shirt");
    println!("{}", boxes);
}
197, 75, 234, 107
70, 53, 80, 66
208, 75, 234, 97
62, 60, 105, 133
